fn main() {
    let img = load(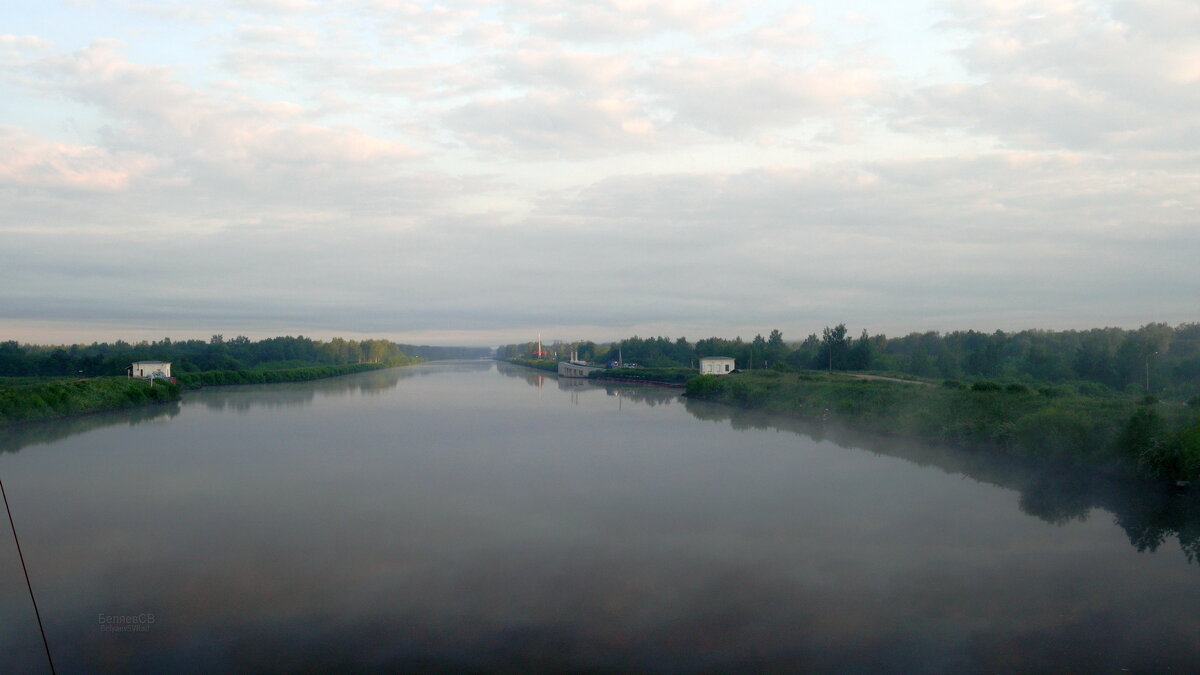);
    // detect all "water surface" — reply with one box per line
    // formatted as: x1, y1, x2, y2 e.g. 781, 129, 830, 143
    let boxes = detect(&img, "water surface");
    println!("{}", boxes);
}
1, 362, 1198, 672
